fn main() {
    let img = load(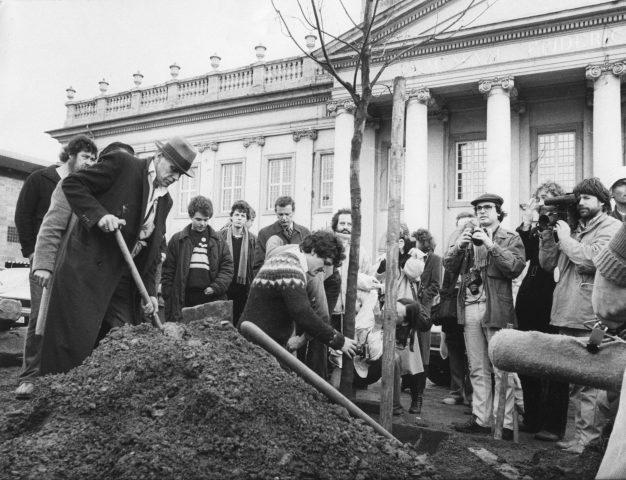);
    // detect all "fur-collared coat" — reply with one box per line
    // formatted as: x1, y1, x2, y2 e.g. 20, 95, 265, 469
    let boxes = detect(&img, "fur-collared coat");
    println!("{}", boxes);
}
39, 151, 171, 375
